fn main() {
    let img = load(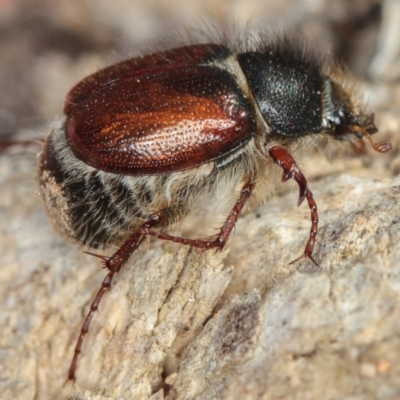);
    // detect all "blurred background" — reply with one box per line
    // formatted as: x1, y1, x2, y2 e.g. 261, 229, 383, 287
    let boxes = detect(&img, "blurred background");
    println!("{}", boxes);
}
0, 0, 399, 138
1, 2, 400, 399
